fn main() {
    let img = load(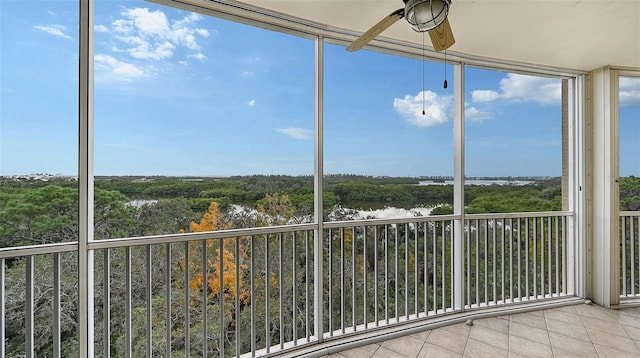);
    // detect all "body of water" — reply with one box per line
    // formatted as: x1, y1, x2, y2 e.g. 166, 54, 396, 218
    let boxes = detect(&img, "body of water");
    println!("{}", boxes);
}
419, 179, 535, 186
